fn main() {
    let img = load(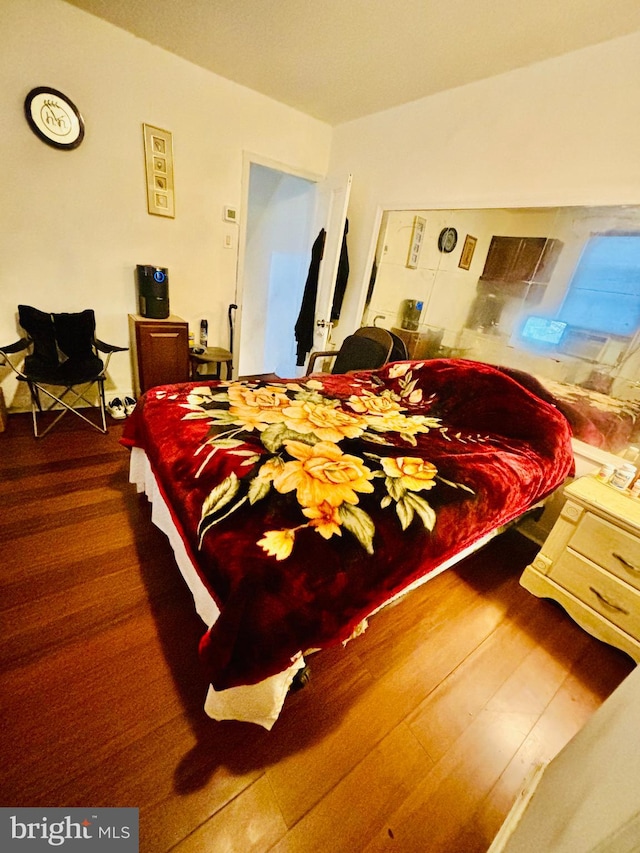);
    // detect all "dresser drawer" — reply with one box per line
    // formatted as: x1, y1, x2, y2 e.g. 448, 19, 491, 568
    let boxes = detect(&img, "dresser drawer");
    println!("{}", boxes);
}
569, 511, 640, 593
549, 550, 640, 640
